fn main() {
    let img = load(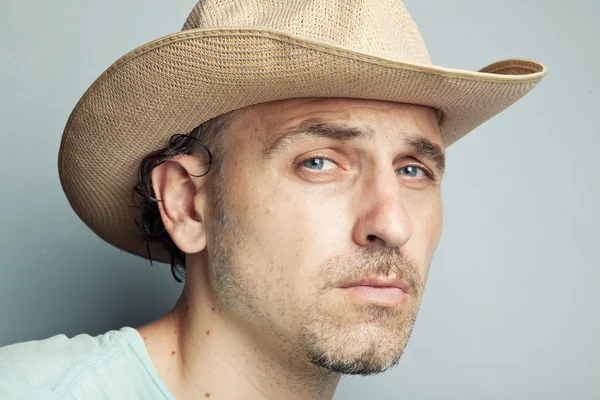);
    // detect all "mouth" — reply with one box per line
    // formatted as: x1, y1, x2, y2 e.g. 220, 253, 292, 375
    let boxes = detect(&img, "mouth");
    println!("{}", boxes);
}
336, 278, 411, 306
